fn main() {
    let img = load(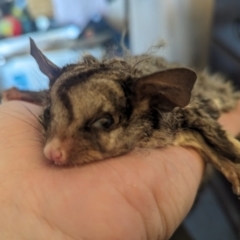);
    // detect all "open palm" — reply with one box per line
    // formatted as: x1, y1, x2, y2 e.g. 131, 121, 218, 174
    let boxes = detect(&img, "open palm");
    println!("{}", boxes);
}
0, 101, 239, 240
